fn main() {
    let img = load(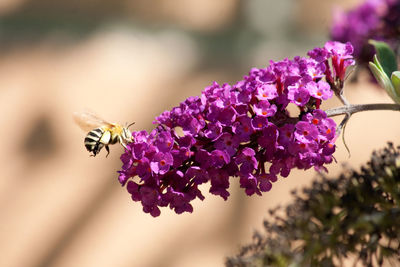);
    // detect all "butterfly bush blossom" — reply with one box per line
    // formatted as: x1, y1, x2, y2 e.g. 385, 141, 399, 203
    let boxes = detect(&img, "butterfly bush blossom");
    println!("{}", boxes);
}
331, 0, 400, 66
118, 41, 355, 217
